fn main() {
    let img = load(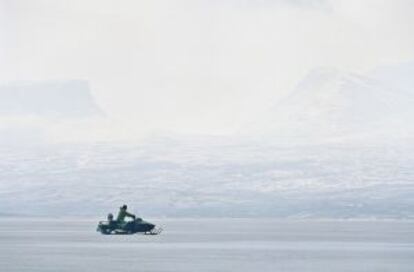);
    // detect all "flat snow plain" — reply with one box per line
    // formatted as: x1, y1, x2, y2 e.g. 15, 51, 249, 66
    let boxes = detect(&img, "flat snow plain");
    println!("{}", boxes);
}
1, 218, 413, 272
